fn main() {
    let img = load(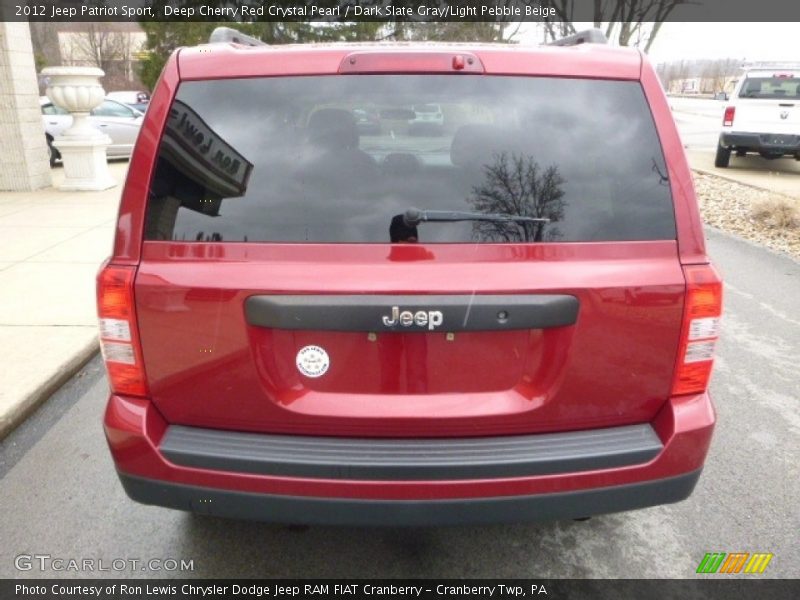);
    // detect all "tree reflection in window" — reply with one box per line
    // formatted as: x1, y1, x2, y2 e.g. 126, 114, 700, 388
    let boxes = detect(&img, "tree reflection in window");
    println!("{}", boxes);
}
469, 153, 566, 243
